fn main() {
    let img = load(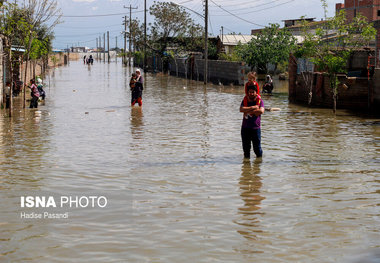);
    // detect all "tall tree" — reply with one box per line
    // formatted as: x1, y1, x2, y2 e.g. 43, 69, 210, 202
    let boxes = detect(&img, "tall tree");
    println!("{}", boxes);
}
236, 23, 296, 73
20, 0, 62, 108
0, 2, 31, 115
149, 1, 203, 56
